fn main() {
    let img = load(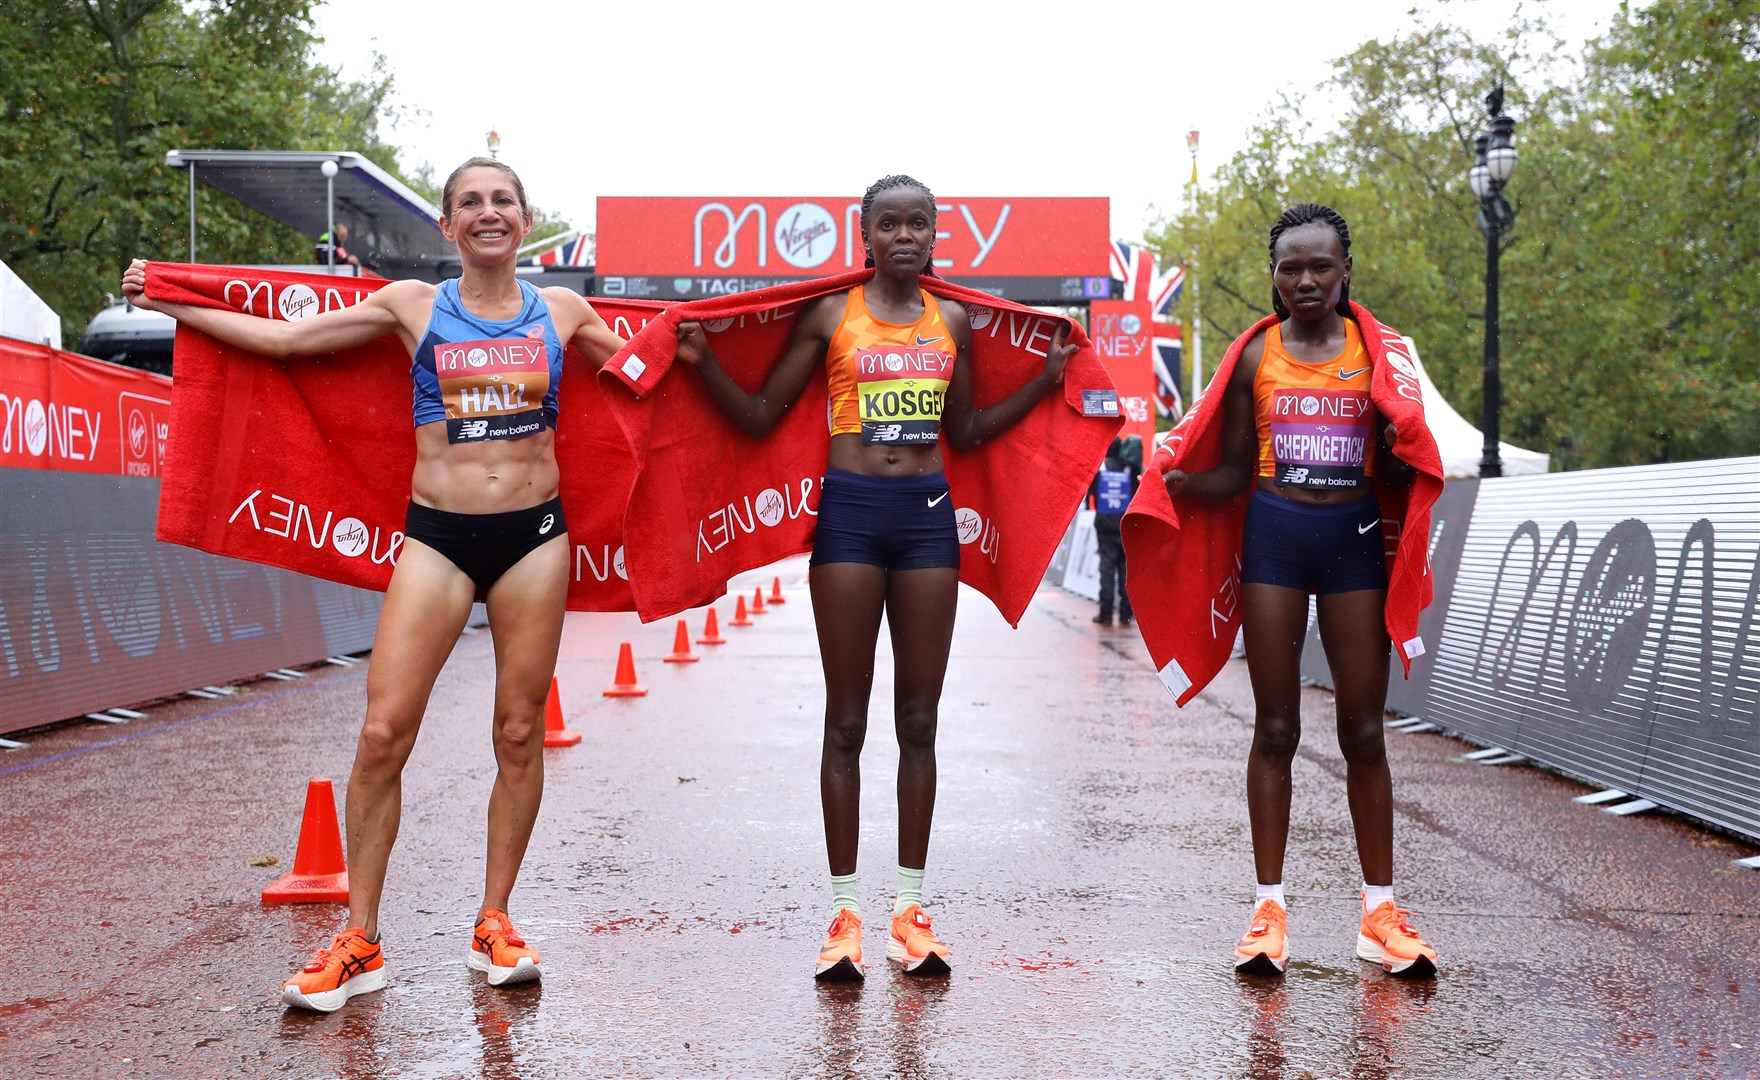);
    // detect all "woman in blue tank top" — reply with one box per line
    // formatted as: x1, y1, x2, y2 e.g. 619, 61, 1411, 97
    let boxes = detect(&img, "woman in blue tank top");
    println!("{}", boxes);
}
122, 158, 626, 1012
